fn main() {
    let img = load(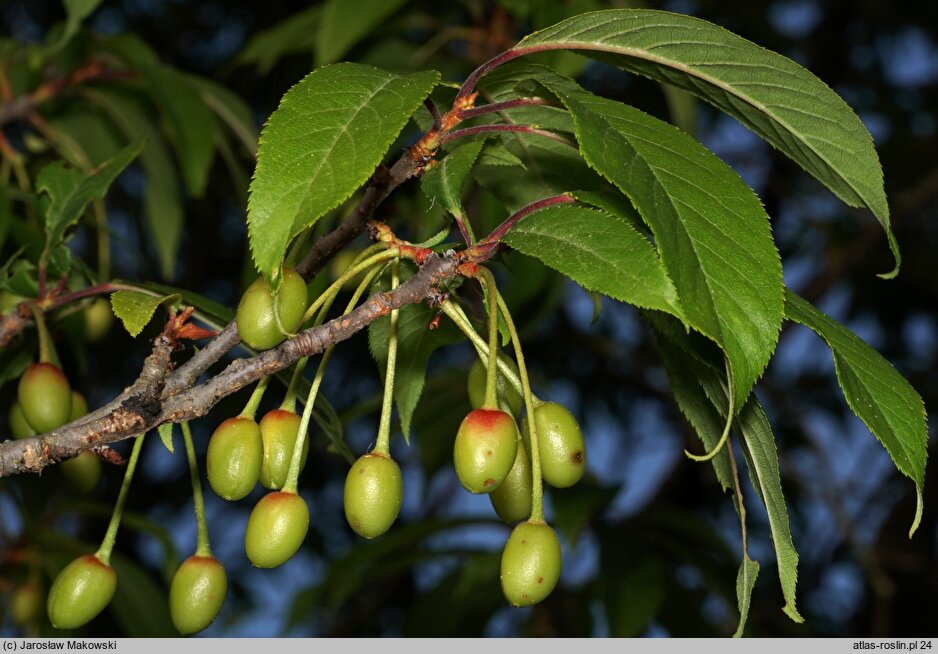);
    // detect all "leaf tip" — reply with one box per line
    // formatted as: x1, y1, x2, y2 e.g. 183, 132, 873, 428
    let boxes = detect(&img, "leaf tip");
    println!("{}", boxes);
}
782, 603, 805, 624
908, 485, 924, 539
